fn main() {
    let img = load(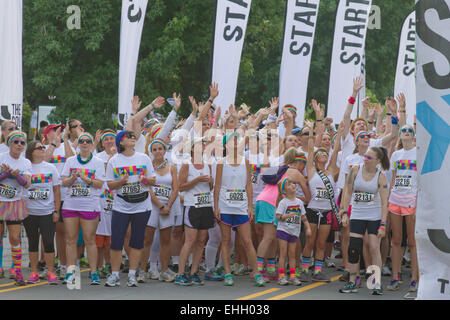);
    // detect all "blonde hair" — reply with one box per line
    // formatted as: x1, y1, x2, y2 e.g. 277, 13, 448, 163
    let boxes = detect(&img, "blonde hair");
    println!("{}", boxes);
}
144, 123, 163, 156
283, 147, 305, 165
1, 121, 17, 144
7, 130, 27, 146
313, 147, 329, 171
